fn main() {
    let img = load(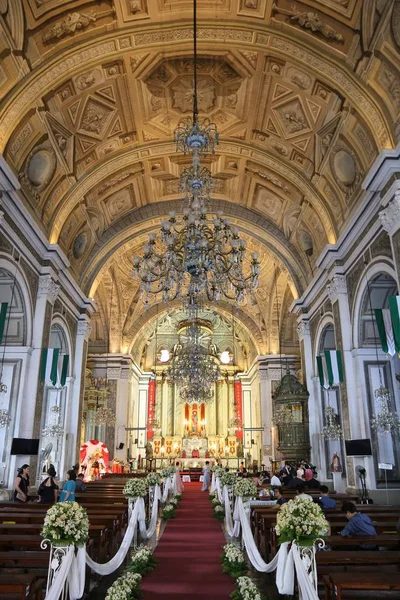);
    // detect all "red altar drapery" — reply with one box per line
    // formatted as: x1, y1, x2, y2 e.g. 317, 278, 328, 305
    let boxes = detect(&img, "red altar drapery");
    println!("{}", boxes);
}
234, 380, 243, 439
147, 378, 156, 440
